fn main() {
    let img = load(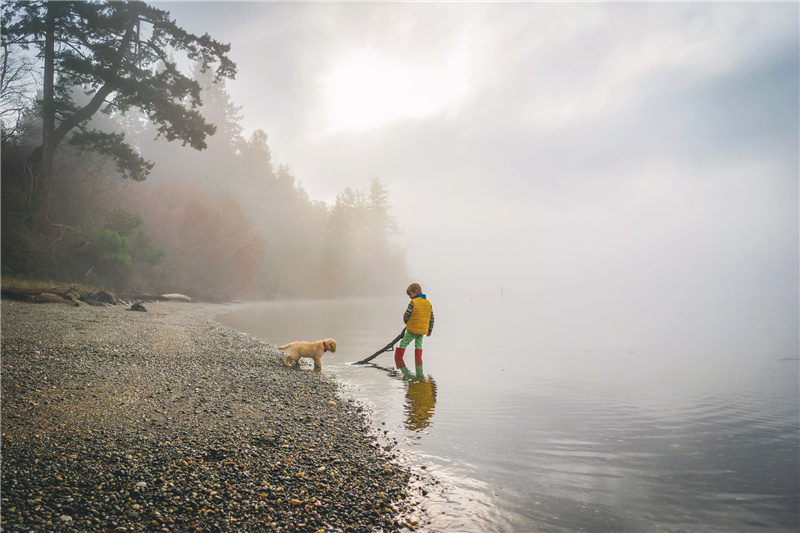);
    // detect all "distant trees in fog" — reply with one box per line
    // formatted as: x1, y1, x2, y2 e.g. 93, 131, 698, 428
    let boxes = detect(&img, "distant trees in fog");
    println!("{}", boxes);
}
0, 1, 407, 300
